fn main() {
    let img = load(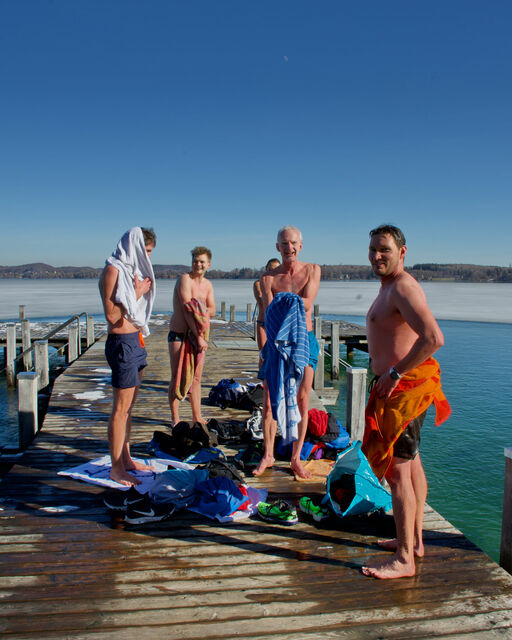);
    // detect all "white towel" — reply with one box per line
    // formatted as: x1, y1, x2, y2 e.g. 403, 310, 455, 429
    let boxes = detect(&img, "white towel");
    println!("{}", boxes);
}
106, 227, 155, 337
